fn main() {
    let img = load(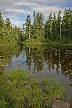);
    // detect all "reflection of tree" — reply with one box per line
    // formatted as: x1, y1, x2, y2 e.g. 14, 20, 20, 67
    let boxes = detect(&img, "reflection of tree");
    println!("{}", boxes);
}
25, 45, 72, 81
0, 44, 23, 74
2, 43, 71, 81
25, 47, 32, 71
33, 50, 43, 73
25, 46, 43, 73
26, 54, 32, 71
43, 46, 72, 80
60, 48, 72, 80
43, 47, 60, 73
